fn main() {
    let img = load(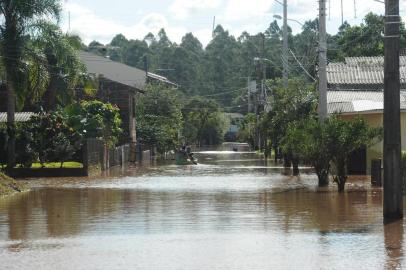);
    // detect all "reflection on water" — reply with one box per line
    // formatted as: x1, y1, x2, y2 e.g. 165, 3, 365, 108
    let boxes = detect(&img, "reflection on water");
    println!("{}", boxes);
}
0, 151, 405, 270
